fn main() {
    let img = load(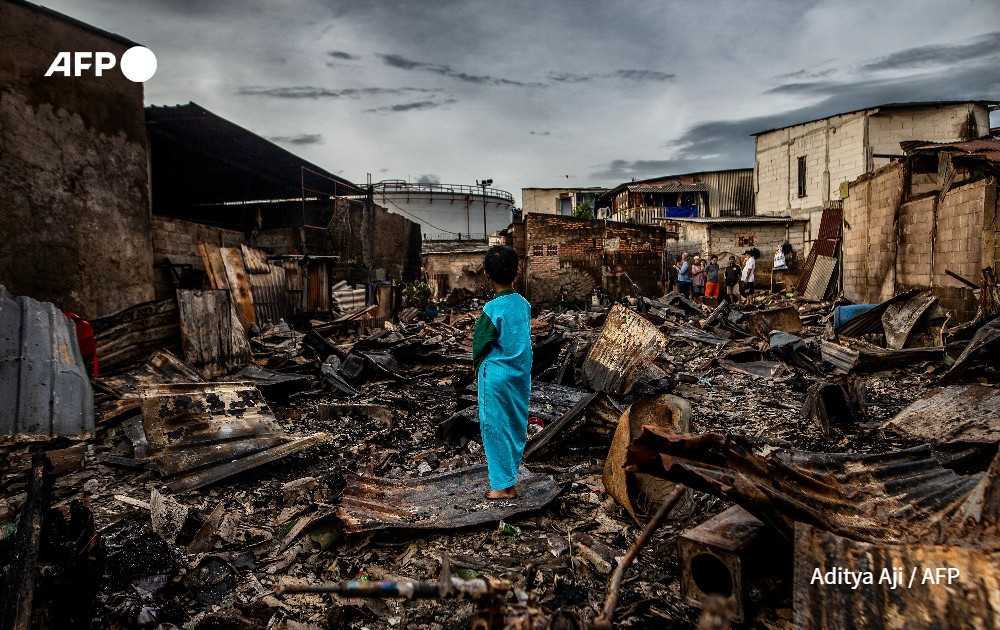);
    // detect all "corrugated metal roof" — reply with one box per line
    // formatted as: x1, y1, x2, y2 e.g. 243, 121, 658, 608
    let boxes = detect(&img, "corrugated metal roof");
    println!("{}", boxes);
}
337, 464, 560, 533
0, 286, 94, 437
902, 136, 1000, 163
626, 183, 708, 193
627, 428, 1000, 549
